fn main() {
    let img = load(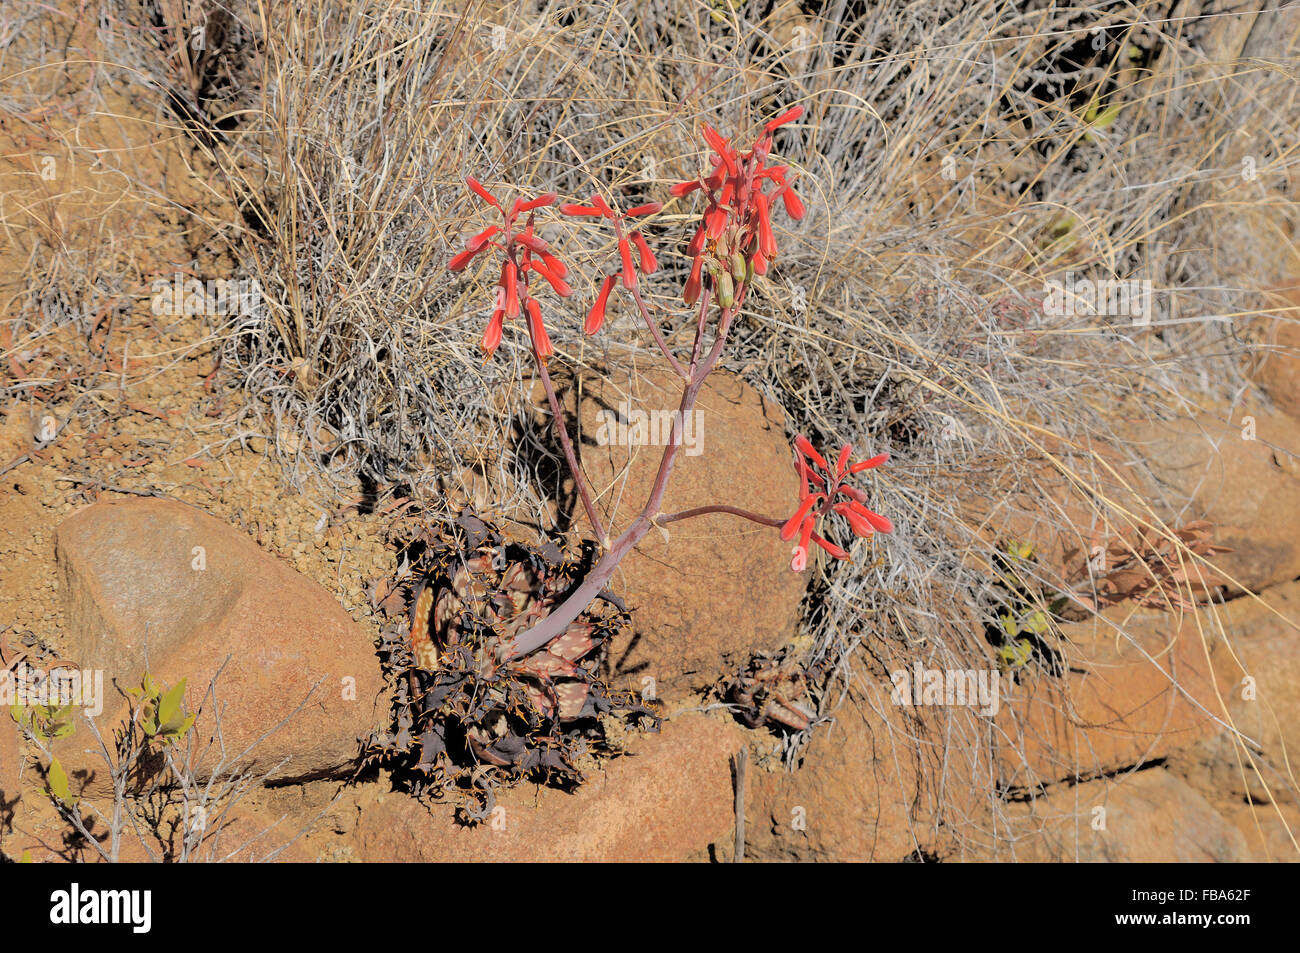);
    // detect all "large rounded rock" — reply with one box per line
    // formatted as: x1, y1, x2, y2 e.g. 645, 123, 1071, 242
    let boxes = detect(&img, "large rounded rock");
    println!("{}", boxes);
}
54, 498, 385, 793
1205, 580, 1300, 770
957, 405, 1300, 596
564, 362, 809, 696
